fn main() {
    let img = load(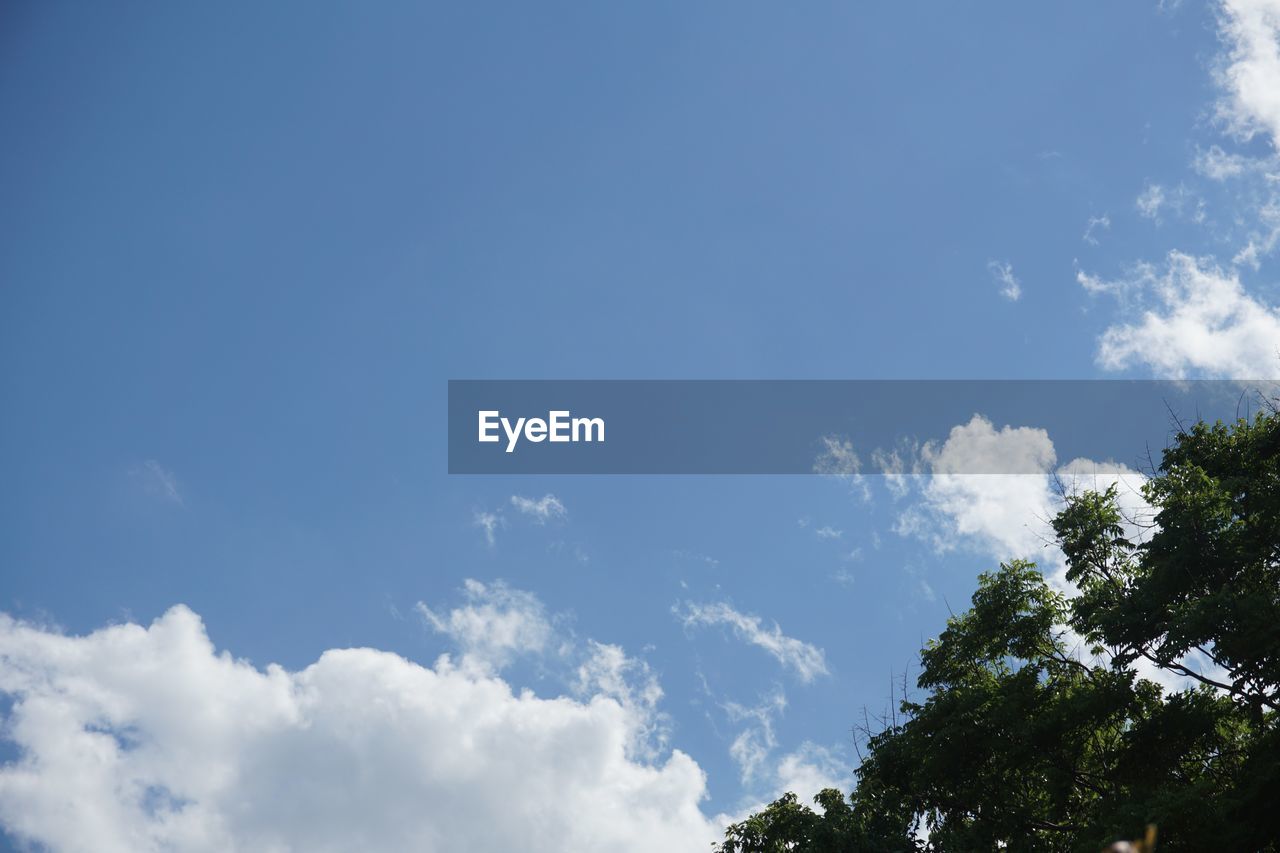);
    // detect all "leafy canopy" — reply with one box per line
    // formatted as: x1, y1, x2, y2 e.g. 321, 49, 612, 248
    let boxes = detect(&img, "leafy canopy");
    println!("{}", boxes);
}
719, 411, 1280, 852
